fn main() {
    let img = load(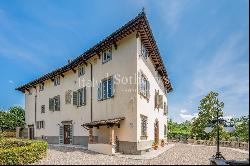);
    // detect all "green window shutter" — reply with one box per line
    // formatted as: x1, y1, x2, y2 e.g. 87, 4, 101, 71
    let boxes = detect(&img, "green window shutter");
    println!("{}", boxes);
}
159, 95, 163, 109
54, 95, 60, 111
97, 82, 102, 100
138, 71, 141, 94
83, 87, 86, 105
49, 98, 54, 111
58, 95, 60, 111
154, 90, 158, 108
59, 125, 64, 144
111, 75, 115, 97
73, 91, 77, 106
69, 124, 73, 144
146, 80, 150, 99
